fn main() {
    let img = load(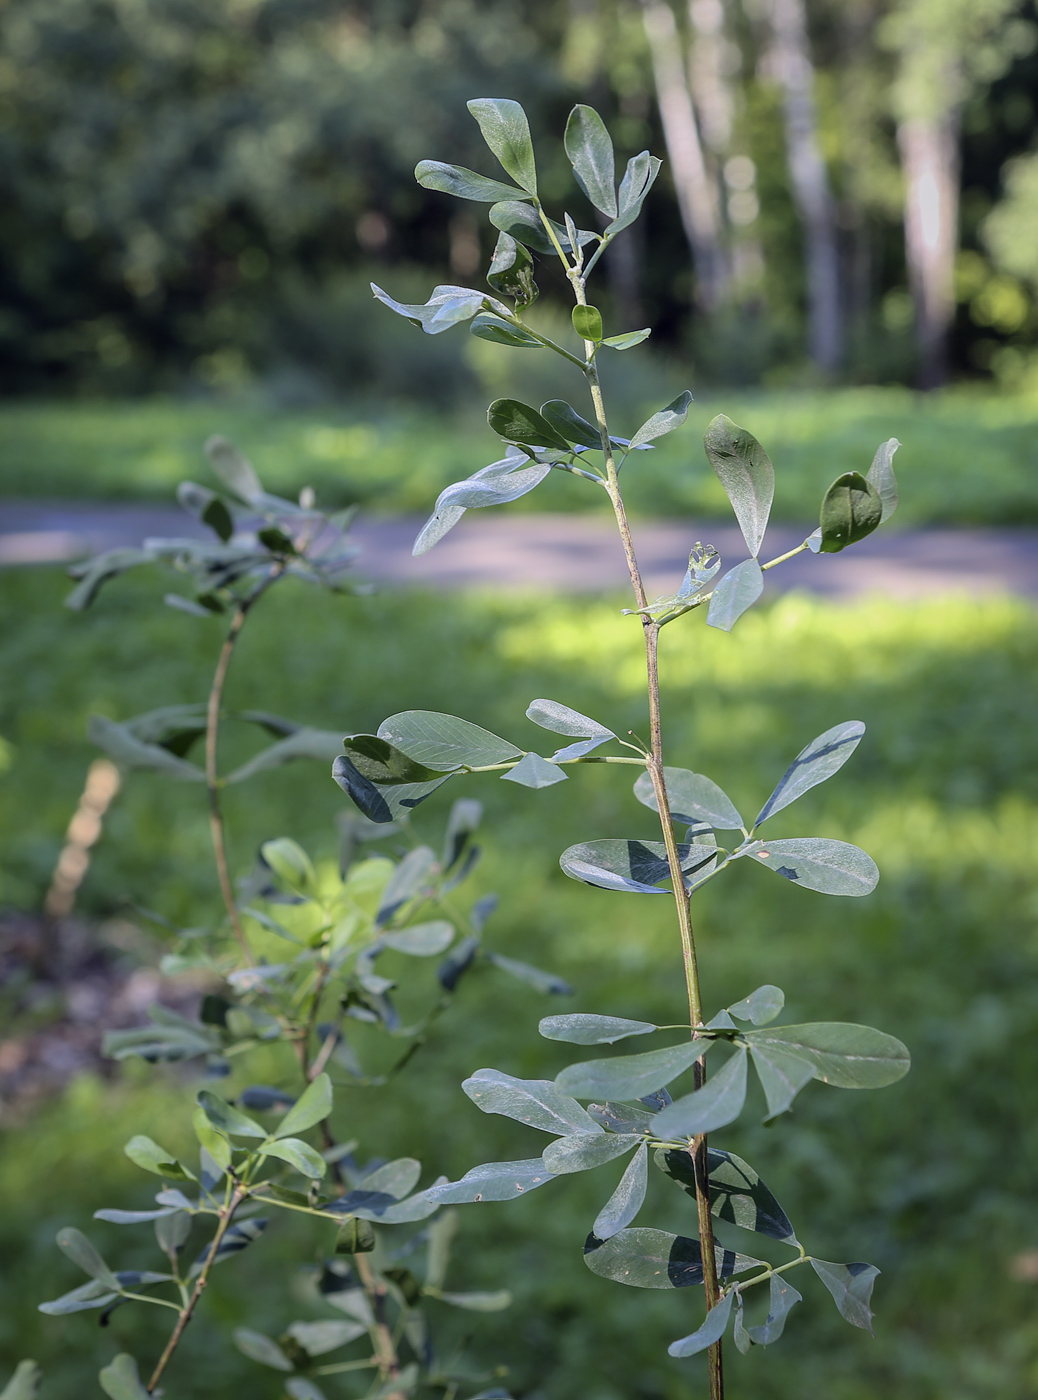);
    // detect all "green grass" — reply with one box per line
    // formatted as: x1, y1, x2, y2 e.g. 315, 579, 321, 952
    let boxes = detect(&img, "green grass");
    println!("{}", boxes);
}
5, 383, 1038, 524
2, 566, 1038, 1400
